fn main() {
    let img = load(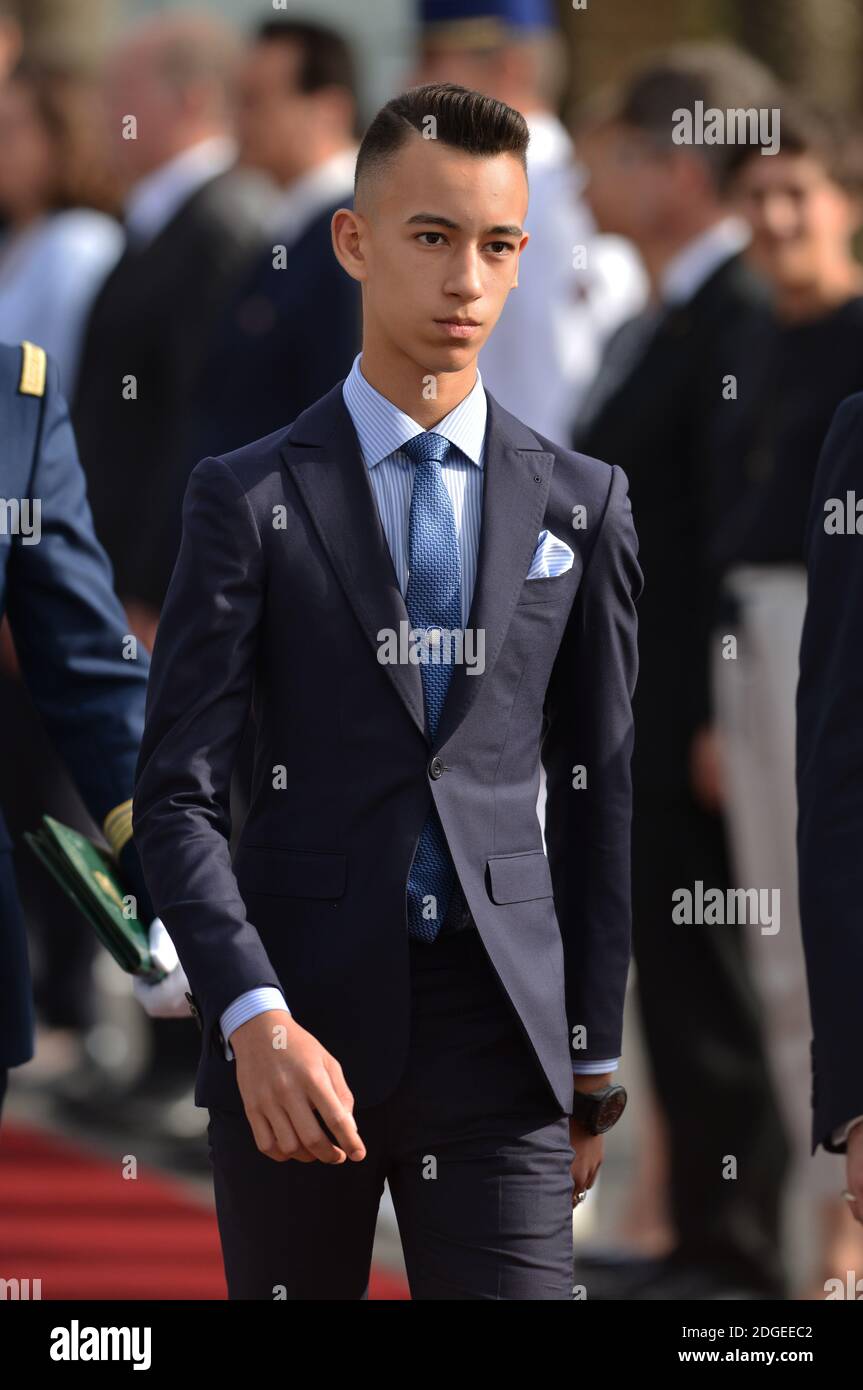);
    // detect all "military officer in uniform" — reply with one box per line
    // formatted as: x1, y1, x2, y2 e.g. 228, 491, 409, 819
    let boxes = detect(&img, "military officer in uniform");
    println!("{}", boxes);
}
0, 339, 156, 1118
